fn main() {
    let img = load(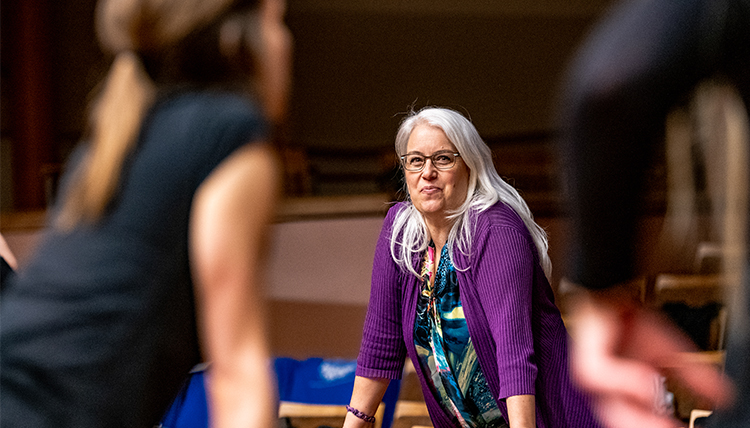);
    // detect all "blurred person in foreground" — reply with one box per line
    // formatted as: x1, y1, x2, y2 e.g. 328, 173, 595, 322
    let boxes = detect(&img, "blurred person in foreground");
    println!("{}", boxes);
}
0, 233, 18, 287
557, 0, 750, 427
344, 107, 602, 428
0, 0, 292, 426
